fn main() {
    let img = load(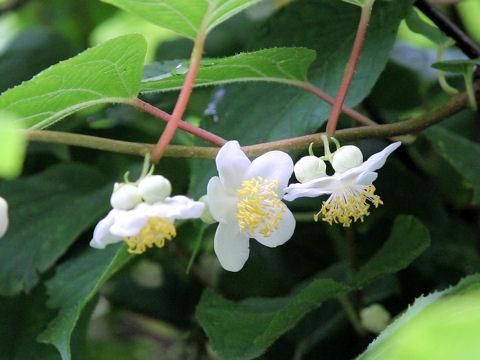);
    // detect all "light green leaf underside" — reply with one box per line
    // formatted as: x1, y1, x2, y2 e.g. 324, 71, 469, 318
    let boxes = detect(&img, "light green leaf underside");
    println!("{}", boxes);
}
140, 47, 315, 93
357, 274, 480, 360
102, 0, 261, 39
424, 126, 480, 205
0, 34, 146, 129
38, 245, 132, 360
432, 58, 480, 74
196, 216, 430, 360
0, 112, 27, 179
